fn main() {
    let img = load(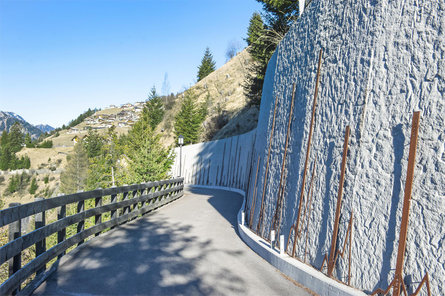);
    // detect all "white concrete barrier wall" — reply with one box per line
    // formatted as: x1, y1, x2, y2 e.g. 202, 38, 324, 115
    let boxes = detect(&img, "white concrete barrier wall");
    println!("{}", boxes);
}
171, 129, 257, 191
